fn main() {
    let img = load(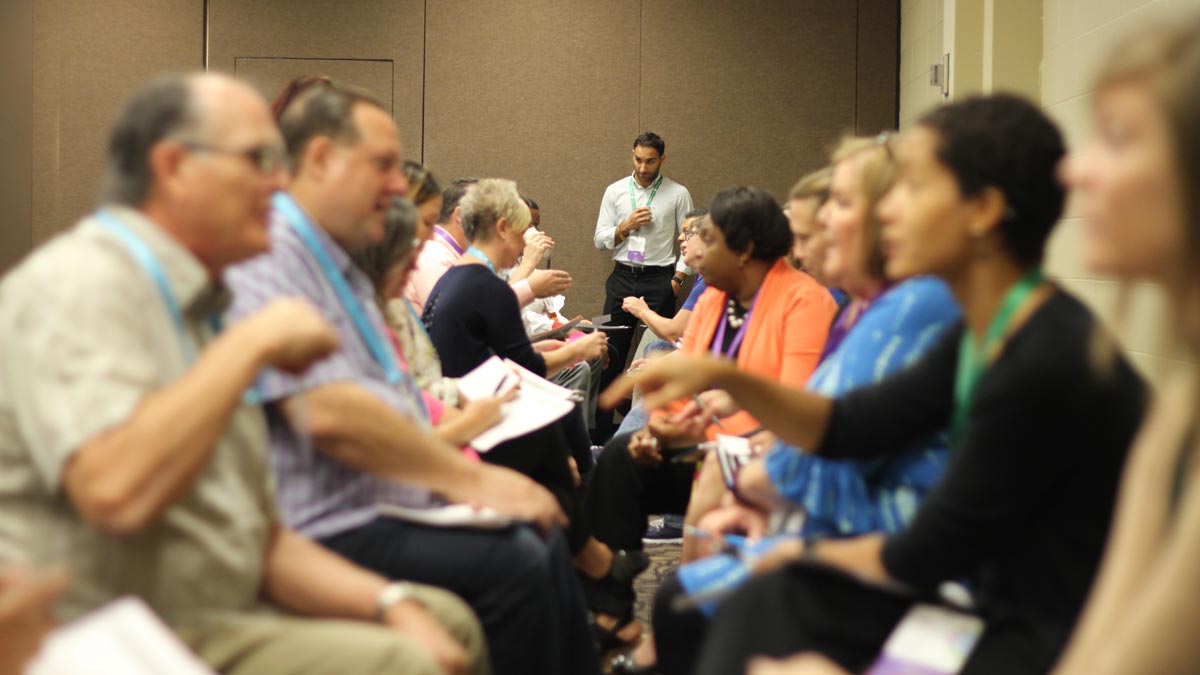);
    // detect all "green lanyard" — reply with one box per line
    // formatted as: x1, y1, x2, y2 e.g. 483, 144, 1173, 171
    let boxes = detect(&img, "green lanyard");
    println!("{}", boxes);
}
952, 267, 1045, 444
628, 174, 663, 211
